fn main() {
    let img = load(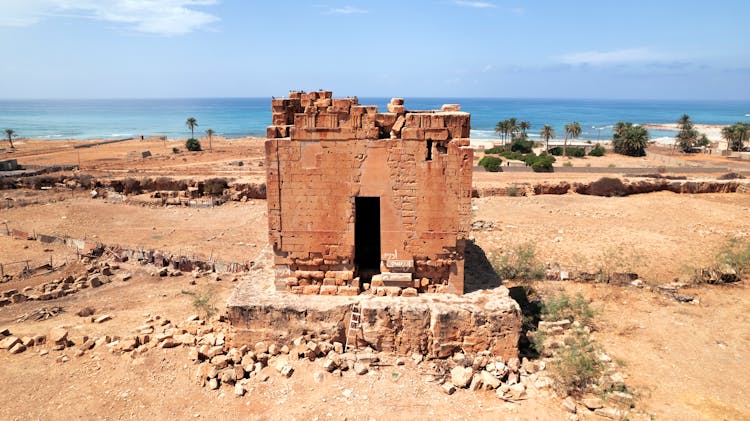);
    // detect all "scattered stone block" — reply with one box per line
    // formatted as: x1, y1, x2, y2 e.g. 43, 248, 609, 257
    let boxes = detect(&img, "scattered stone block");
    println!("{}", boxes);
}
451, 366, 473, 388
94, 314, 112, 323
0, 336, 21, 350
582, 397, 604, 410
